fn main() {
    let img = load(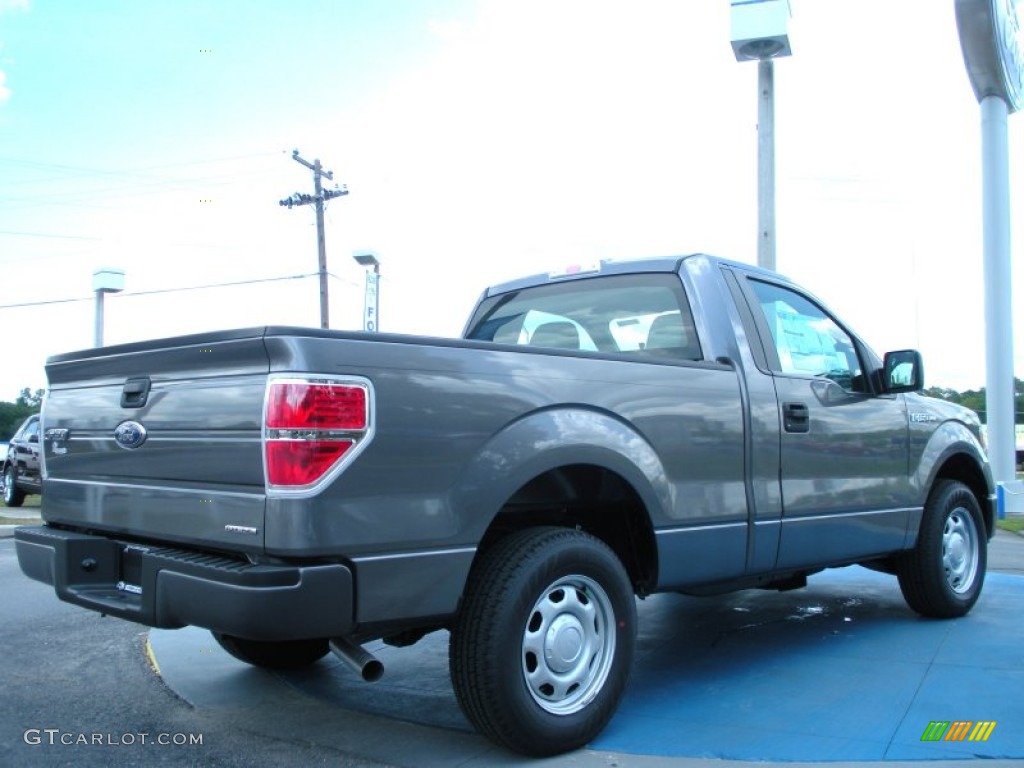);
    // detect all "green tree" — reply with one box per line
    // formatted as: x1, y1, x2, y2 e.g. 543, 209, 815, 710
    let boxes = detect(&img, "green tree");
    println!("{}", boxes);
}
923, 378, 1023, 425
0, 387, 42, 440
16, 387, 45, 409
